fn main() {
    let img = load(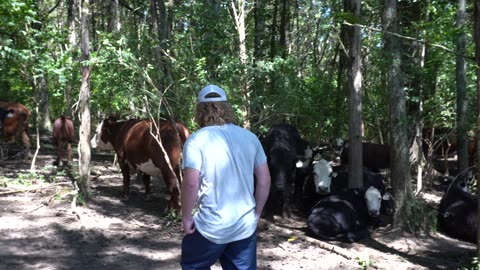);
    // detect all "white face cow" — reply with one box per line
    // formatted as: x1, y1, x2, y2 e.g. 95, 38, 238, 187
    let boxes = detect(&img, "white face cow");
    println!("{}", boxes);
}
312, 159, 334, 194
364, 186, 382, 217
90, 120, 114, 150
